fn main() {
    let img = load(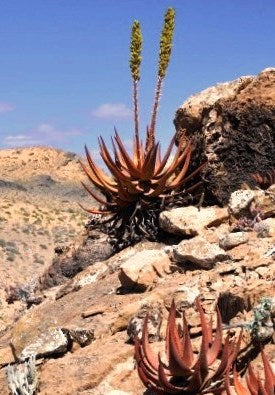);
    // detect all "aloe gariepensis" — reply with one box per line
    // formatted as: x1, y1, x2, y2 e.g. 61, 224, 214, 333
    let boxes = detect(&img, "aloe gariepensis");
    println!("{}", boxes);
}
225, 350, 275, 395
80, 9, 205, 248
135, 299, 242, 394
